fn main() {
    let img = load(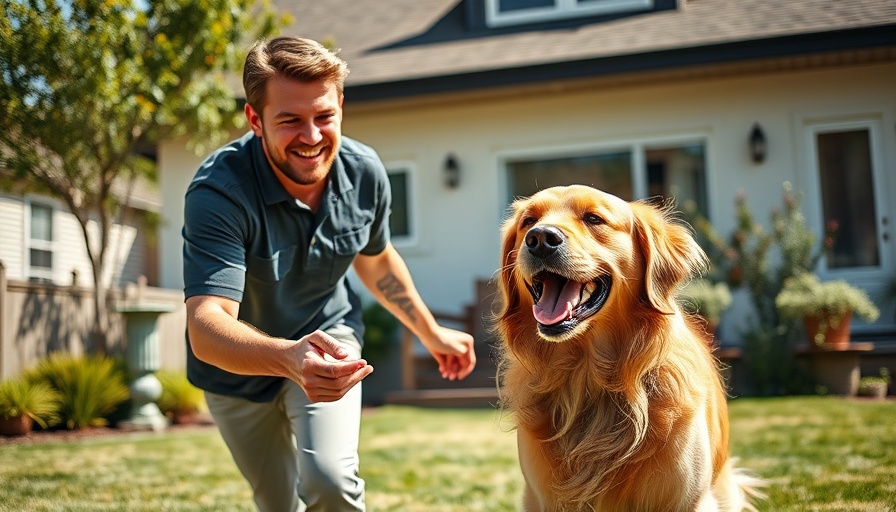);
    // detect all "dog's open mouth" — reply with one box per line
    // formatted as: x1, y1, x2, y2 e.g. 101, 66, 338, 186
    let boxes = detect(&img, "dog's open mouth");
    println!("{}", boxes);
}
526, 272, 612, 336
